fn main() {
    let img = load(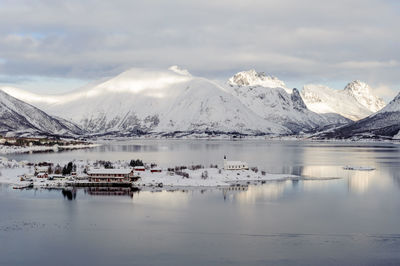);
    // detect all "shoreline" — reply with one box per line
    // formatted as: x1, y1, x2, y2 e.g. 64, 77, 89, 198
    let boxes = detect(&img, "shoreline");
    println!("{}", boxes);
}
0, 138, 398, 157
94, 136, 400, 145
0, 143, 101, 155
